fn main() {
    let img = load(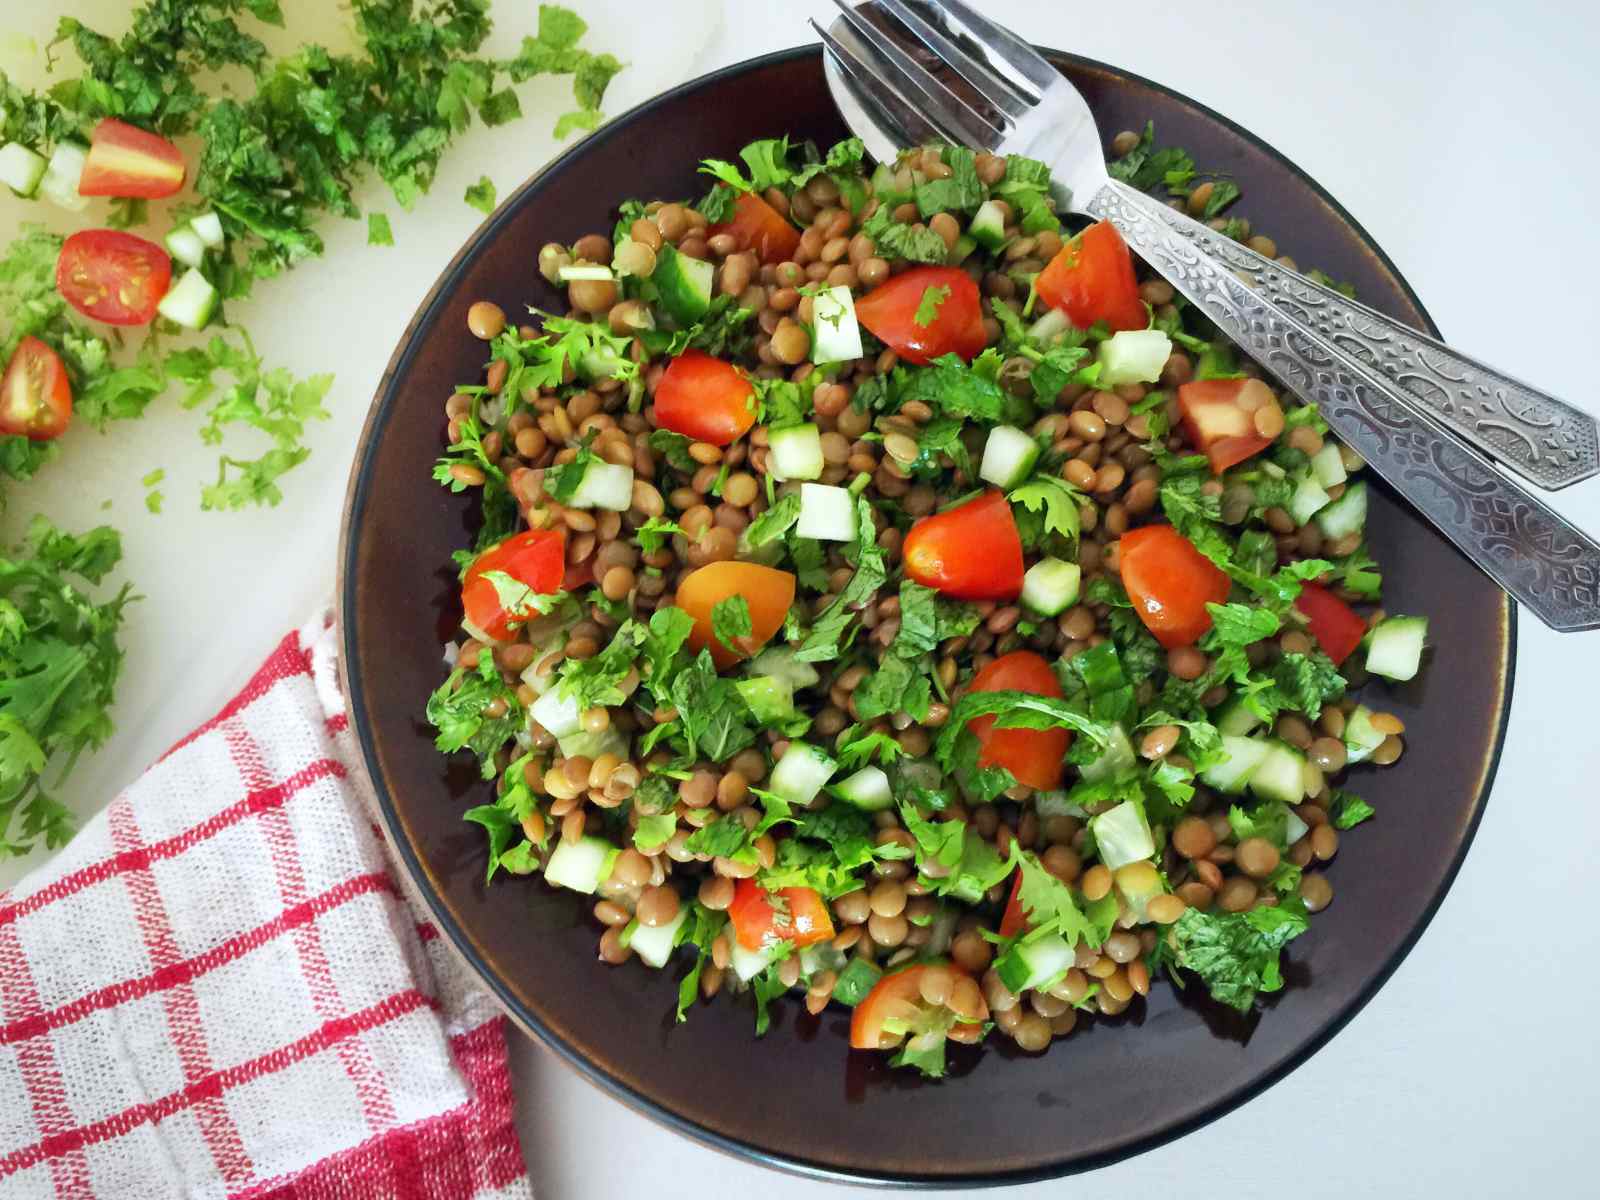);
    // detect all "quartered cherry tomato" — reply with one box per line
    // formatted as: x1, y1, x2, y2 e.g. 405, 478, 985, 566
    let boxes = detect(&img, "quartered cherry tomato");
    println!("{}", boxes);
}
78, 118, 187, 198
966, 650, 1071, 791
1177, 378, 1281, 474
902, 490, 1024, 601
1118, 525, 1231, 648
0, 336, 72, 441
461, 529, 567, 642
56, 230, 172, 326
1294, 582, 1366, 666
850, 963, 988, 1053
998, 871, 1027, 940
1035, 220, 1146, 333
675, 561, 796, 669
709, 191, 801, 264
853, 266, 986, 365
727, 879, 834, 950
653, 349, 757, 446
